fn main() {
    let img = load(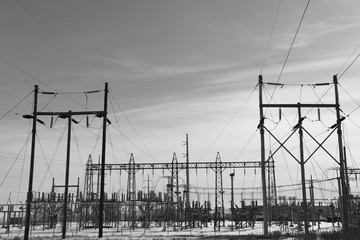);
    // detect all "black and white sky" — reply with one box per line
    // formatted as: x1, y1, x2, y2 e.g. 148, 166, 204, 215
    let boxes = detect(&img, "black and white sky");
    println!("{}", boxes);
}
1, 0, 360, 204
